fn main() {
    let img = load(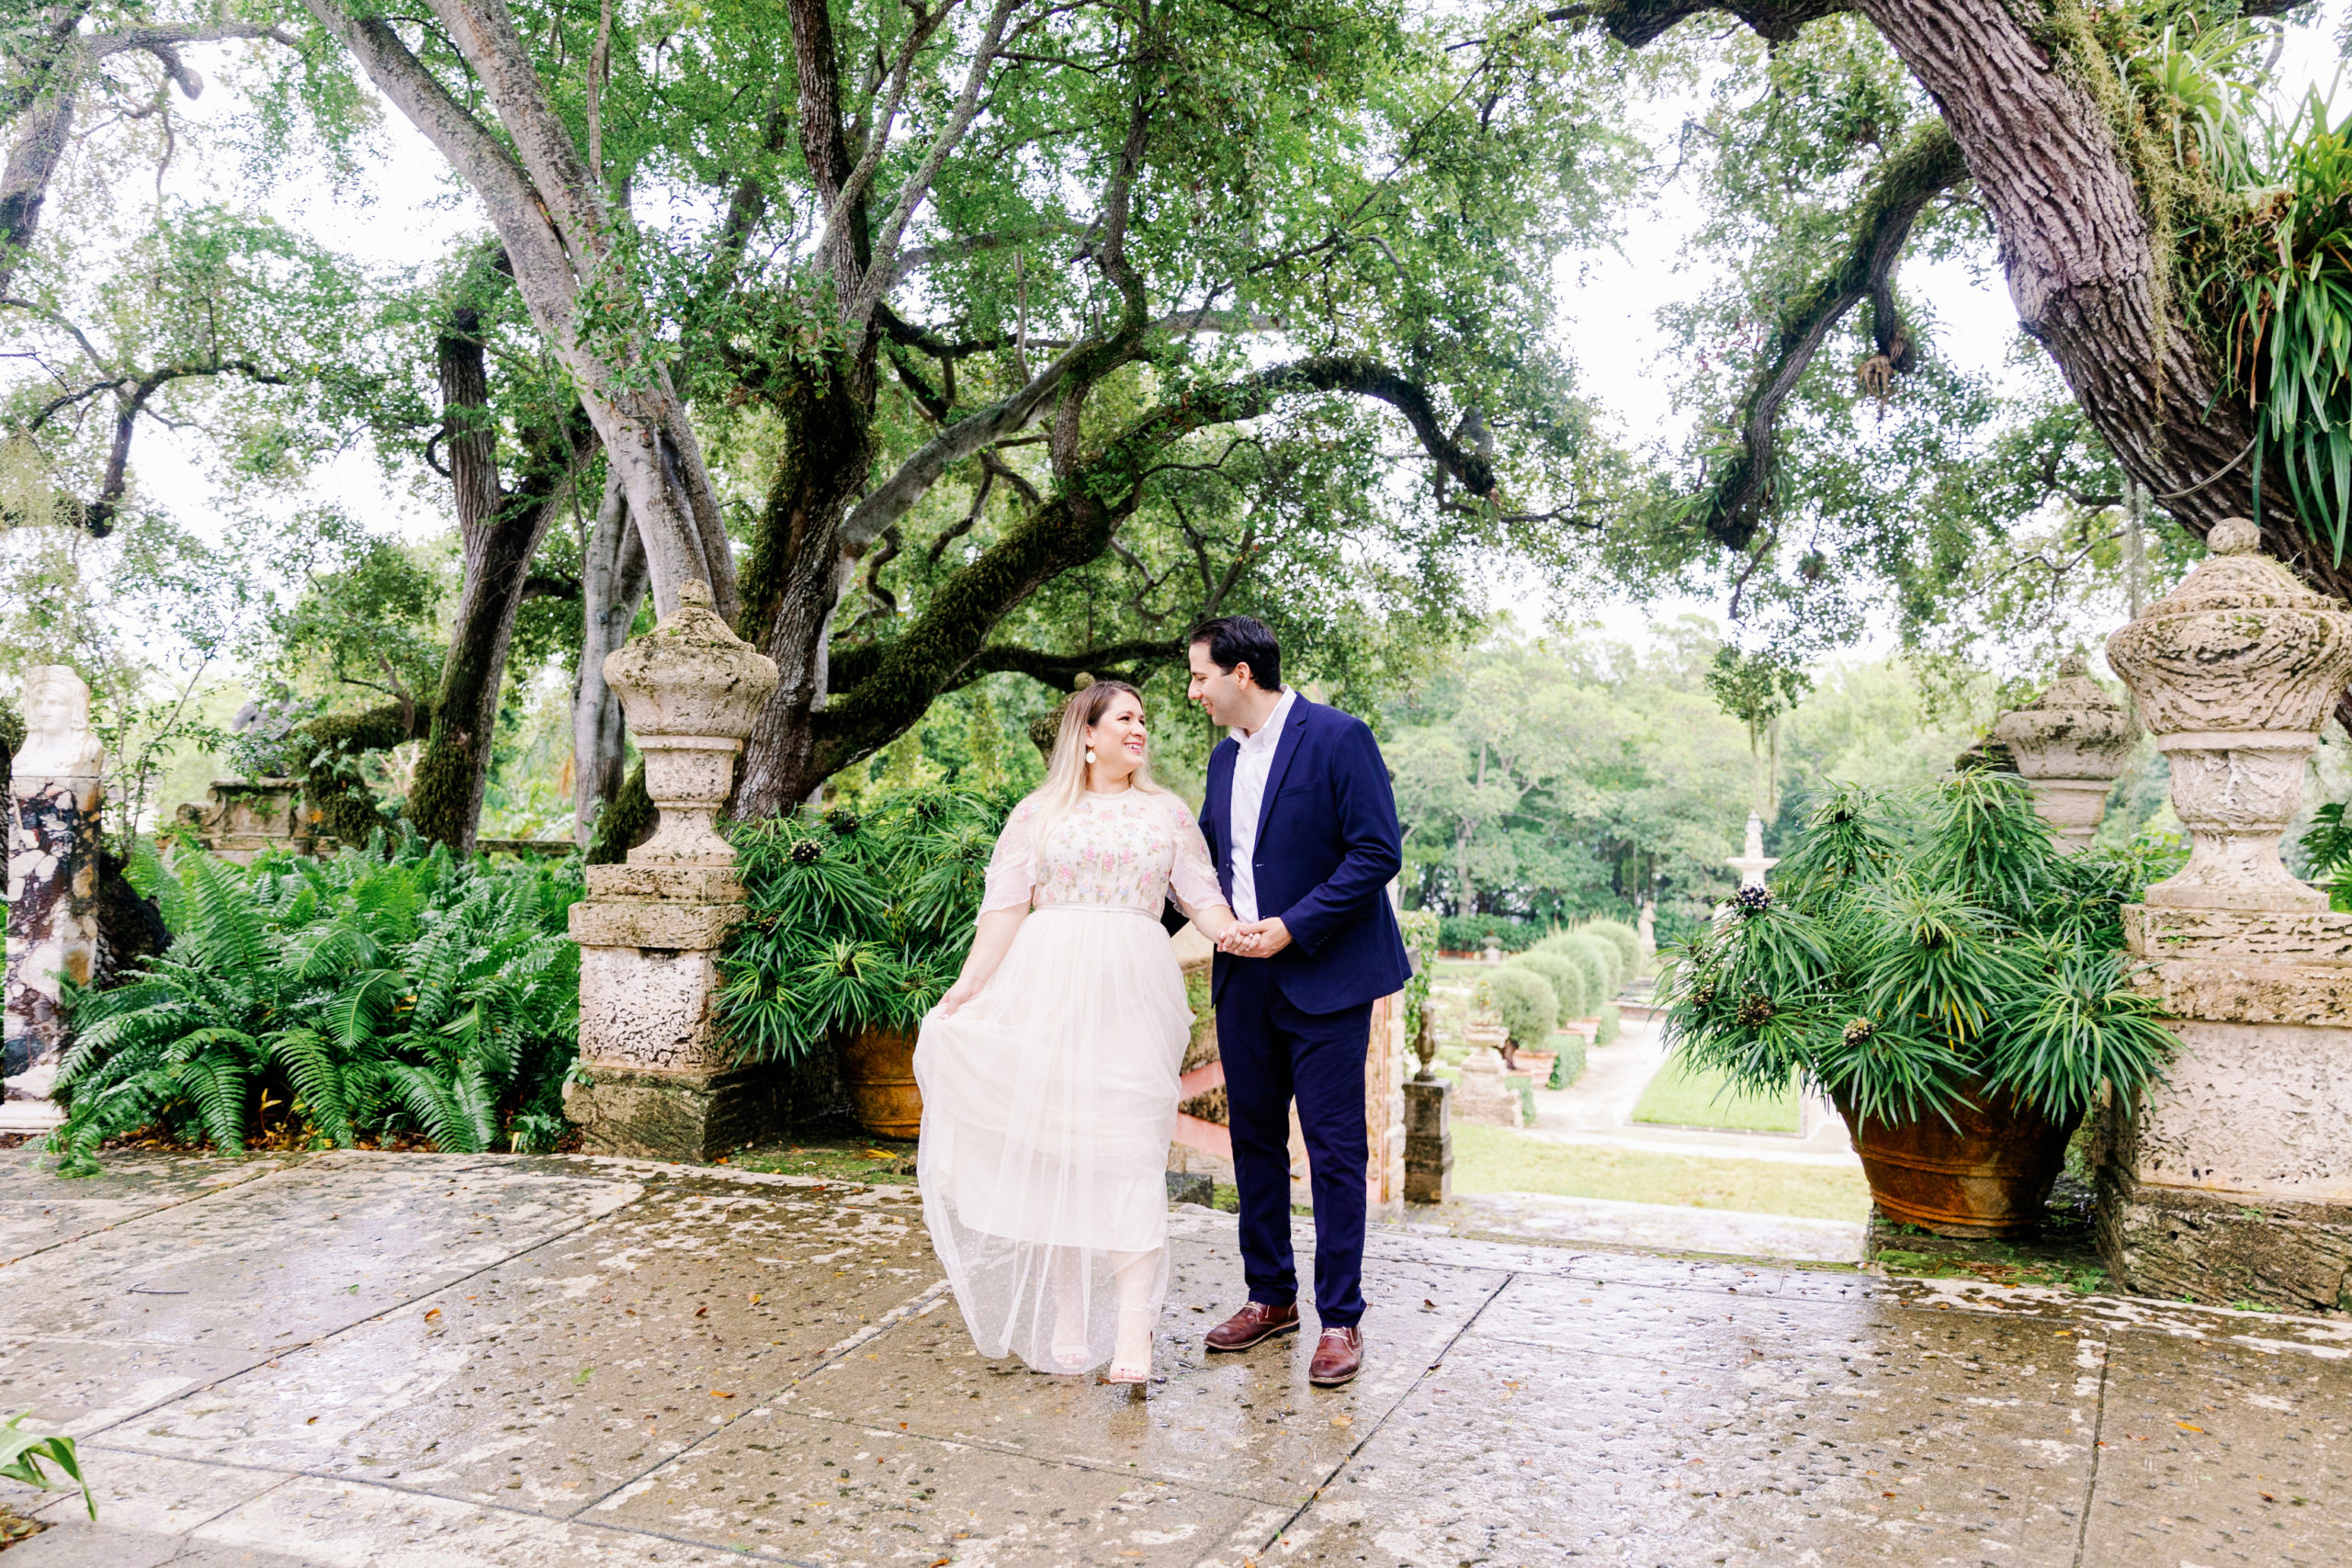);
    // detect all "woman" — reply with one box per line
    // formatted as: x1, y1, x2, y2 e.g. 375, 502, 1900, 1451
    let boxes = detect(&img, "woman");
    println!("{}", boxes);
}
914, 680, 1237, 1383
